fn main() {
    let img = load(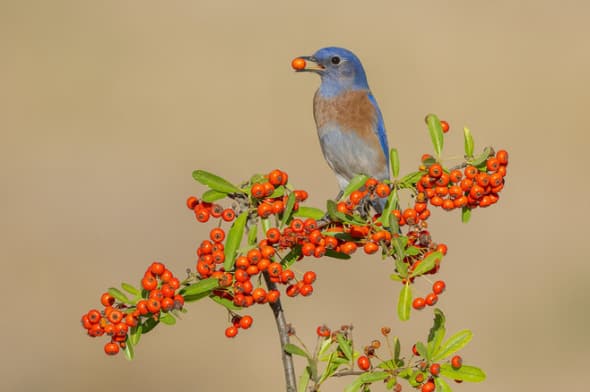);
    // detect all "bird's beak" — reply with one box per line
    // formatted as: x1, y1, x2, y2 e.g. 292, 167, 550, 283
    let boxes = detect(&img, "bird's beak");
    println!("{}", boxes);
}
296, 56, 325, 73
